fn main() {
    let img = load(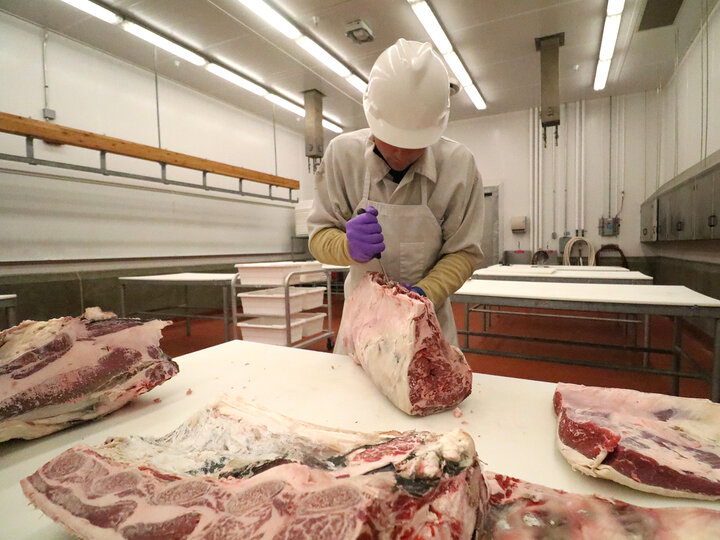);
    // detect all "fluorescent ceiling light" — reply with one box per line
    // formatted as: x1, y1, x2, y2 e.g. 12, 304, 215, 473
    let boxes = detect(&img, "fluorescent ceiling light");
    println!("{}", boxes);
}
345, 74, 367, 93
594, 59, 611, 90
443, 52, 472, 88
297, 36, 351, 78
463, 85, 486, 110
57, 0, 122, 24
408, 1, 452, 54
594, 0, 624, 91
236, 0, 301, 39
206, 63, 268, 96
408, 0, 486, 110
606, 0, 625, 16
322, 120, 343, 133
599, 14, 621, 60
265, 94, 305, 117
122, 22, 206, 66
